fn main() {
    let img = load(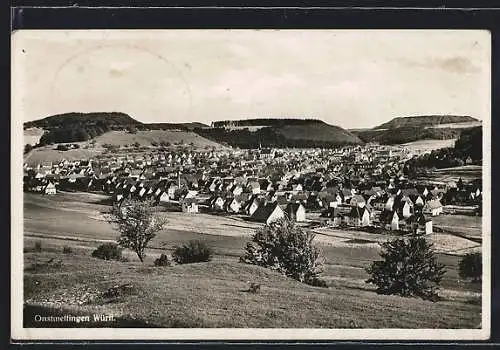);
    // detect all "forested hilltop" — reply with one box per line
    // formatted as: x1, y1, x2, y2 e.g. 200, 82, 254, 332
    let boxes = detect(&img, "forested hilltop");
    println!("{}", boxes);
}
198, 119, 363, 148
